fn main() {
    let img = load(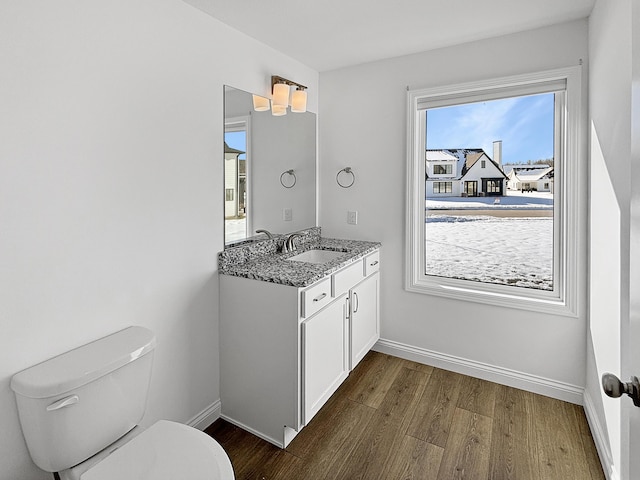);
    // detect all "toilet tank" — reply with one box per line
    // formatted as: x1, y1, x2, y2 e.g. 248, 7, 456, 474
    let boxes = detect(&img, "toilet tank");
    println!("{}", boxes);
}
11, 326, 156, 473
